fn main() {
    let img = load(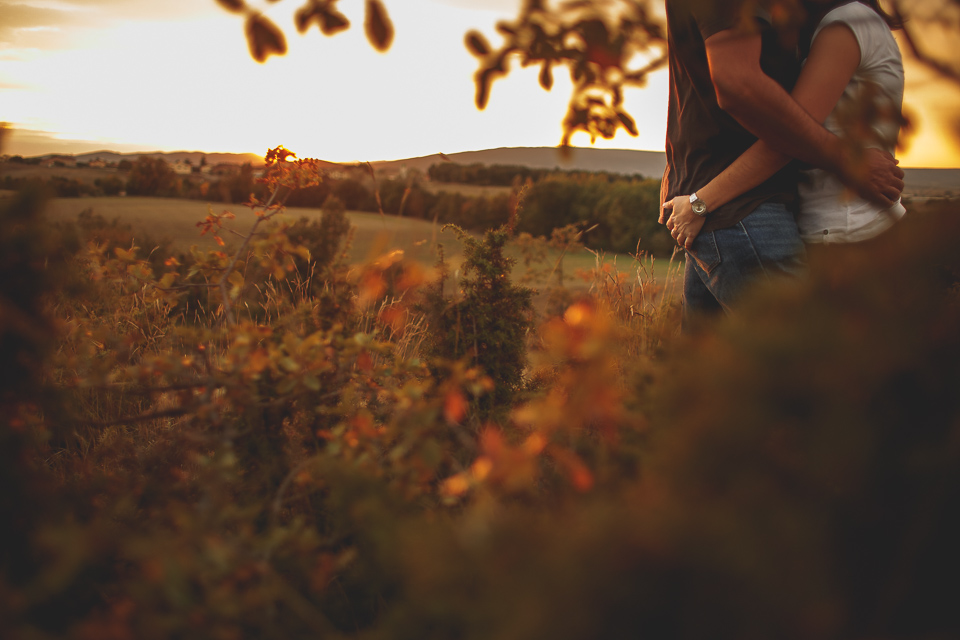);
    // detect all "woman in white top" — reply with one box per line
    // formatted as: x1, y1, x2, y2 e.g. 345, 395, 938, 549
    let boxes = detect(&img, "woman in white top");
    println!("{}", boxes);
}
664, 0, 906, 247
